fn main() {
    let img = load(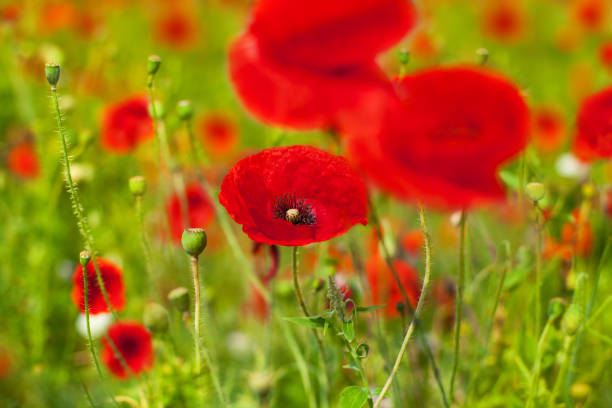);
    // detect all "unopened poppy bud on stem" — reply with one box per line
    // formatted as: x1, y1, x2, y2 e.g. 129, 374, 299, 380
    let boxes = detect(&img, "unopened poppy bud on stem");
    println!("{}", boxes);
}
398, 49, 410, 65
79, 250, 91, 268
168, 287, 190, 313
129, 176, 147, 197
548, 297, 566, 321
176, 100, 194, 121
182, 228, 207, 257
147, 55, 161, 76
45, 62, 60, 88
143, 302, 169, 333
526, 182, 546, 202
